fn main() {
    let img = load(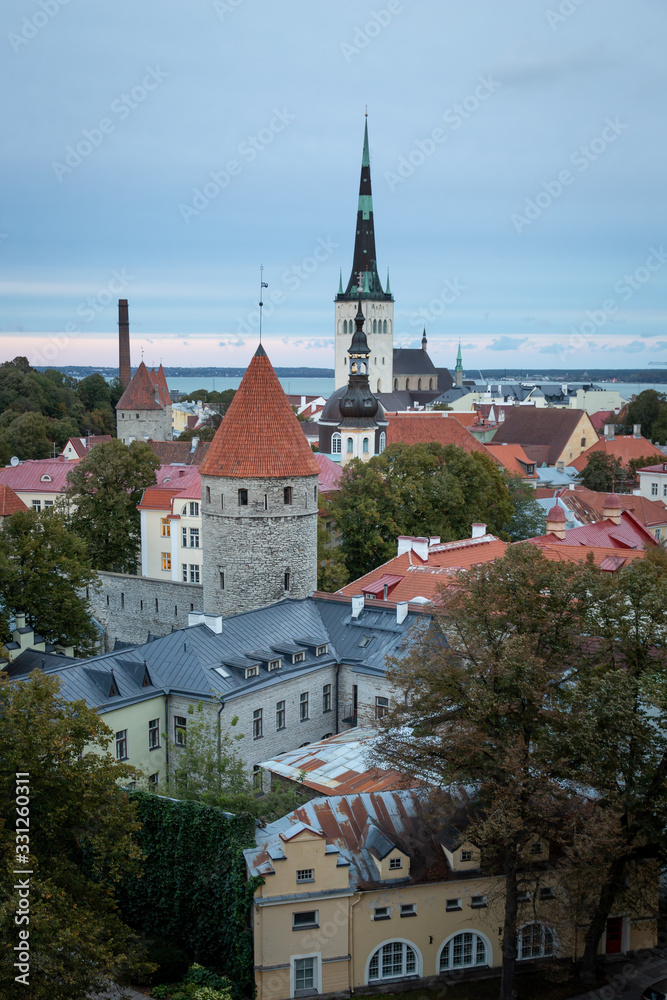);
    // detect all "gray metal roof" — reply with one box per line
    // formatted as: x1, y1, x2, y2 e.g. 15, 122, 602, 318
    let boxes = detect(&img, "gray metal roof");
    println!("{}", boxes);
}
30, 597, 425, 713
